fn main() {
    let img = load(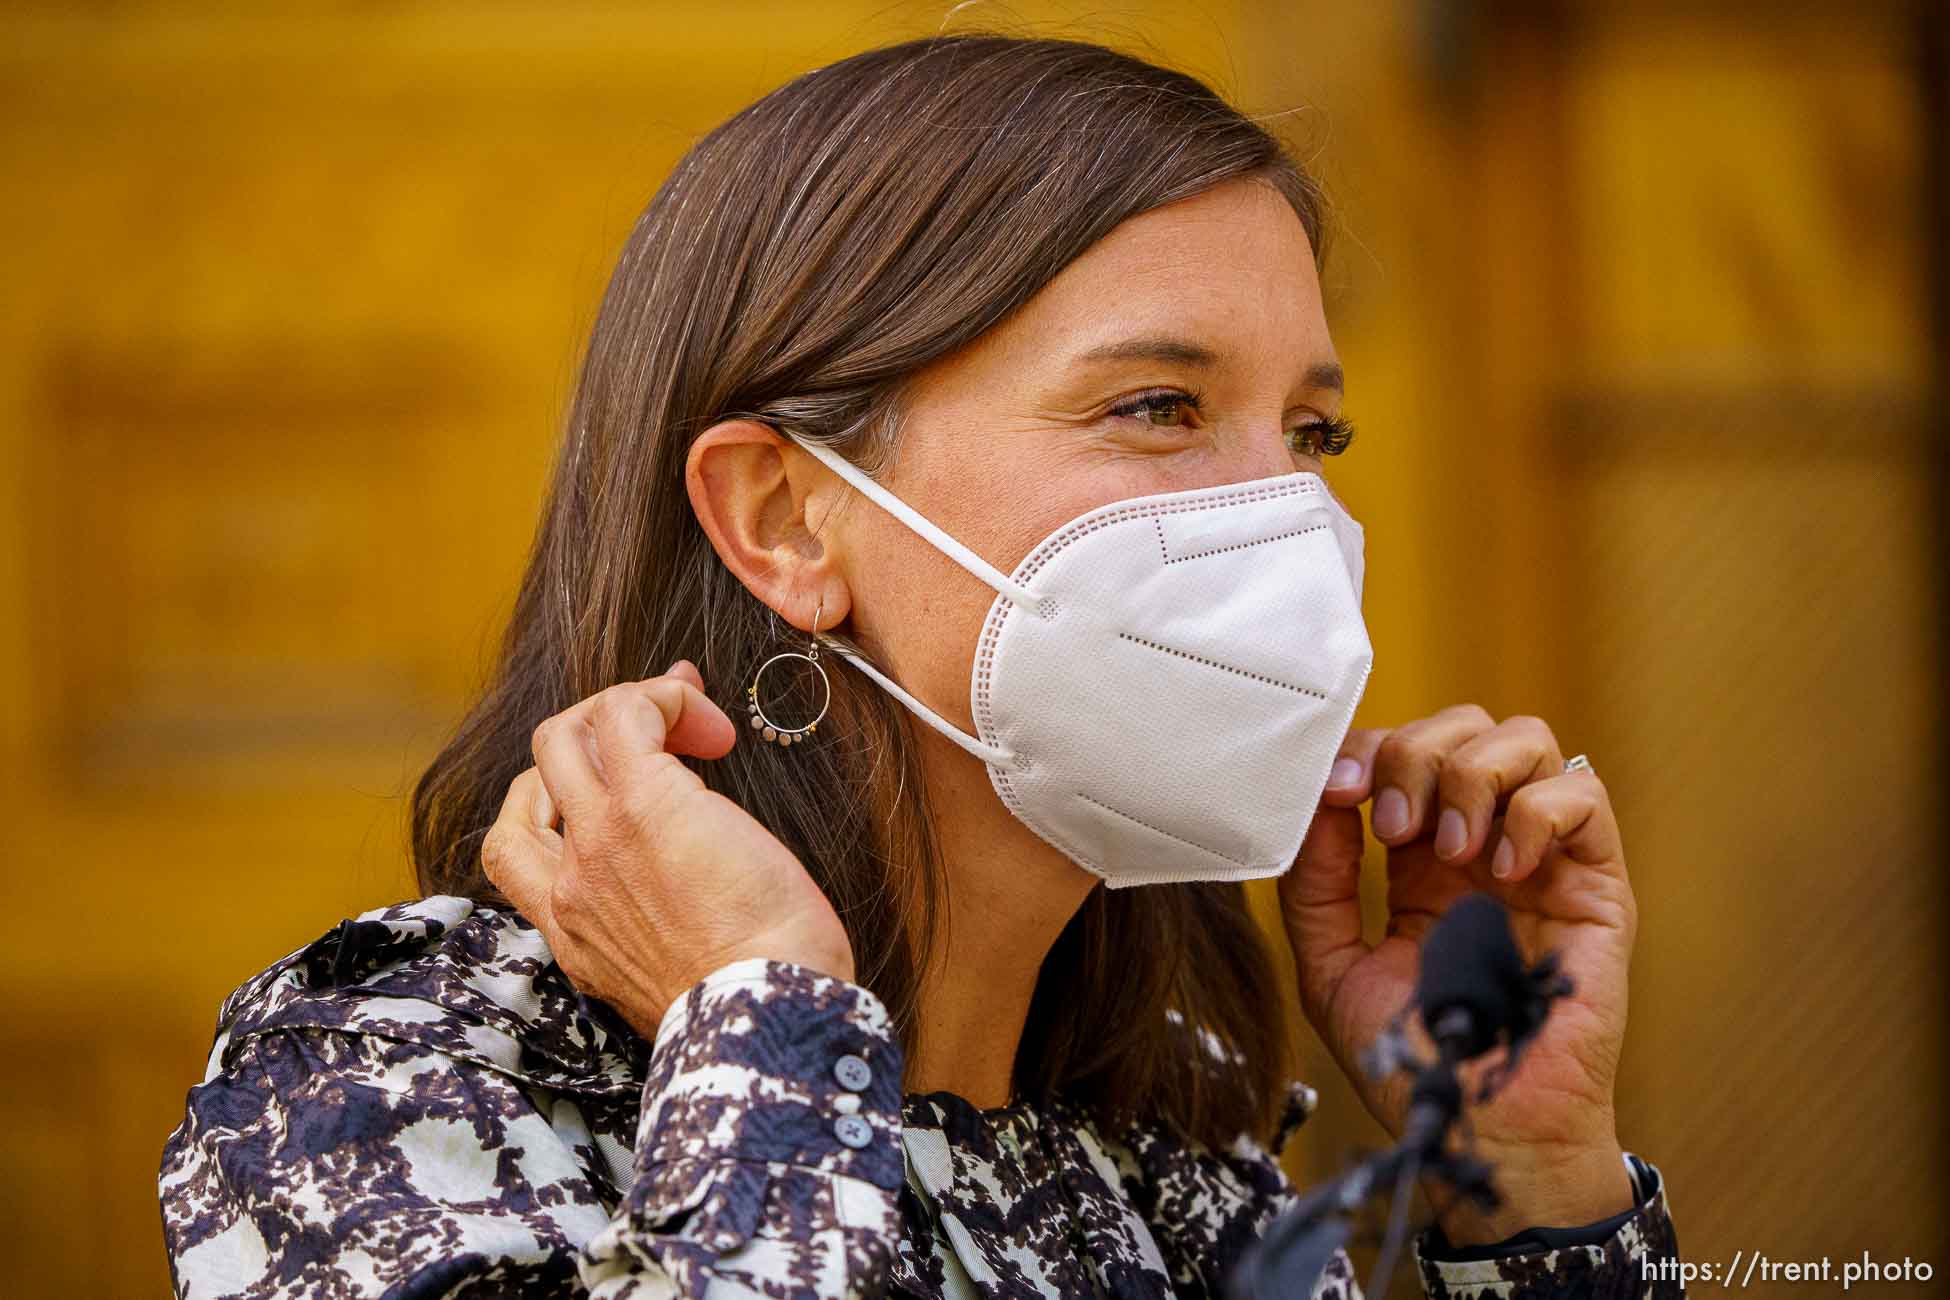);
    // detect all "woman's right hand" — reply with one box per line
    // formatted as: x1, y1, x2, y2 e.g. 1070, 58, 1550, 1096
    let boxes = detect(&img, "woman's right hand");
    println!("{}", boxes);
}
480, 659, 855, 1040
